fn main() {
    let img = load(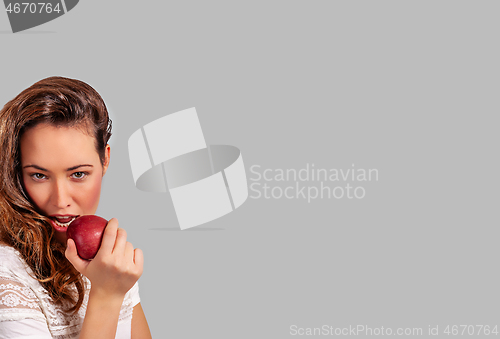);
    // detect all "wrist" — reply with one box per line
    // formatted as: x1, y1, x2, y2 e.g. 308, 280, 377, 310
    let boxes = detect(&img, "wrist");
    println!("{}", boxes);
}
89, 287, 126, 305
